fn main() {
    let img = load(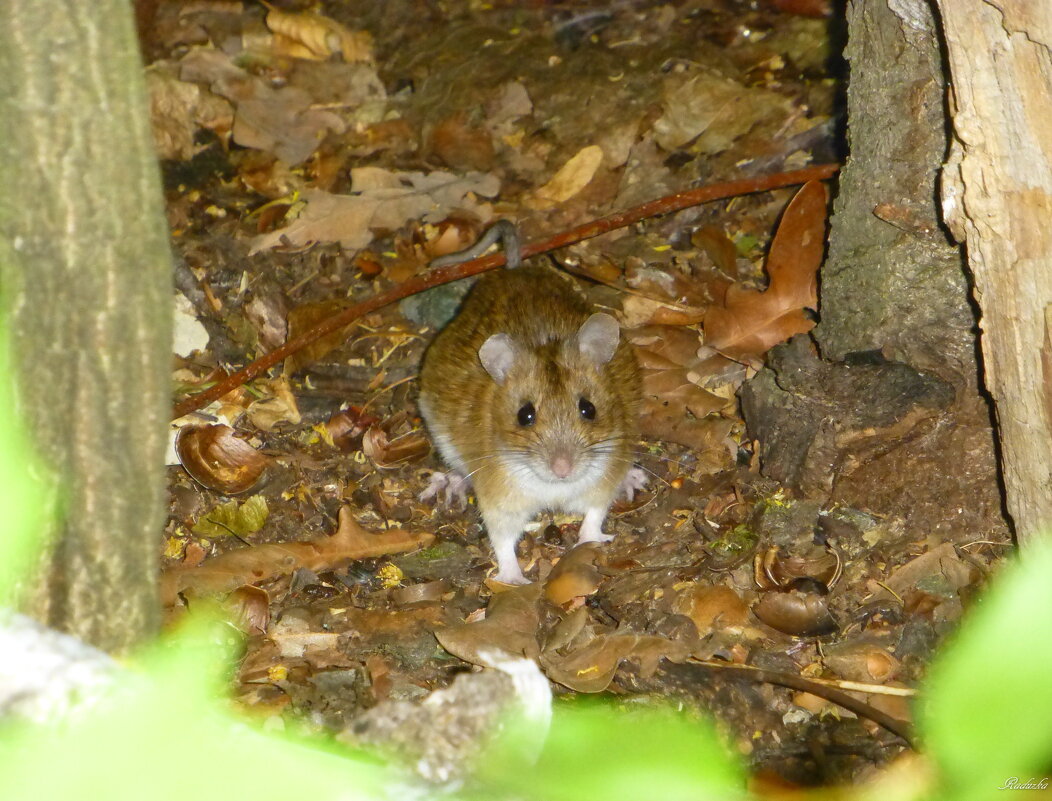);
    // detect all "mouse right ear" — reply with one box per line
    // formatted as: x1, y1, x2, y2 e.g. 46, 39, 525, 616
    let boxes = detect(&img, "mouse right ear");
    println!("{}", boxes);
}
479, 333, 517, 383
